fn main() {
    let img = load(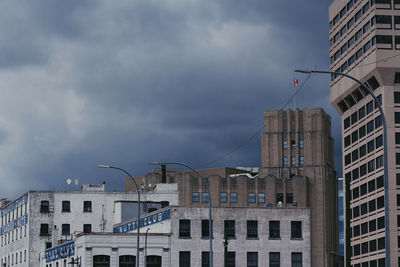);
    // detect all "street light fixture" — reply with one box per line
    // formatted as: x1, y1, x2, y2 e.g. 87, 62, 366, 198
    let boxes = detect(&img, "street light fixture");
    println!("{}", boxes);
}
149, 162, 213, 267
98, 165, 141, 267
295, 69, 390, 266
